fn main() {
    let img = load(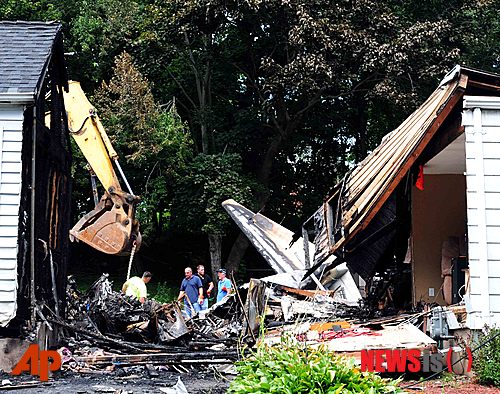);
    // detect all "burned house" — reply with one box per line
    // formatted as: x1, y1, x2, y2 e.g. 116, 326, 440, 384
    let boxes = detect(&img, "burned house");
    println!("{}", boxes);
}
302, 66, 500, 328
0, 22, 71, 334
